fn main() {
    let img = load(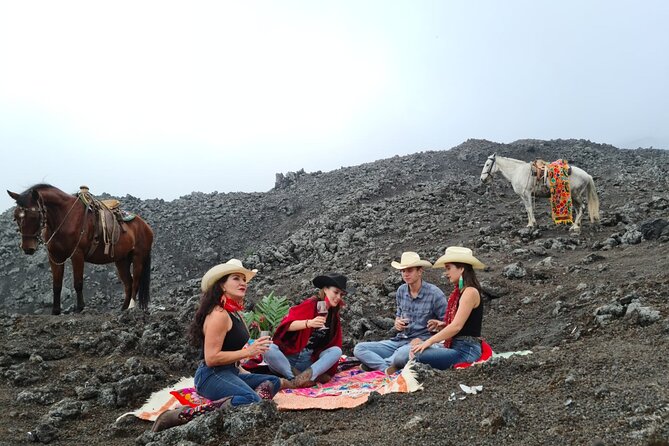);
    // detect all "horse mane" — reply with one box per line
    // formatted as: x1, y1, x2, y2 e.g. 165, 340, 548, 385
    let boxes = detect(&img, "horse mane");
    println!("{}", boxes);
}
23, 183, 55, 193
496, 156, 527, 165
